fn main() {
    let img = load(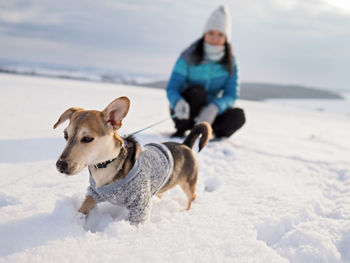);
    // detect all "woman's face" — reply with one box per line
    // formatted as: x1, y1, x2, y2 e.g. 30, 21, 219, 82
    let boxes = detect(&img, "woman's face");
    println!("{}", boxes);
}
204, 30, 226, 46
